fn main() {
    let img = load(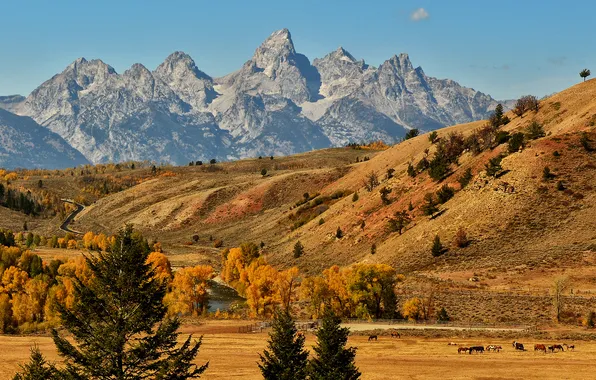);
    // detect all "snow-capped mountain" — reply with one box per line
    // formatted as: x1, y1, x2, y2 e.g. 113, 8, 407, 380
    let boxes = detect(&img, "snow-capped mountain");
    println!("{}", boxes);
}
1, 29, 502, 166
0, 108, 89, 169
